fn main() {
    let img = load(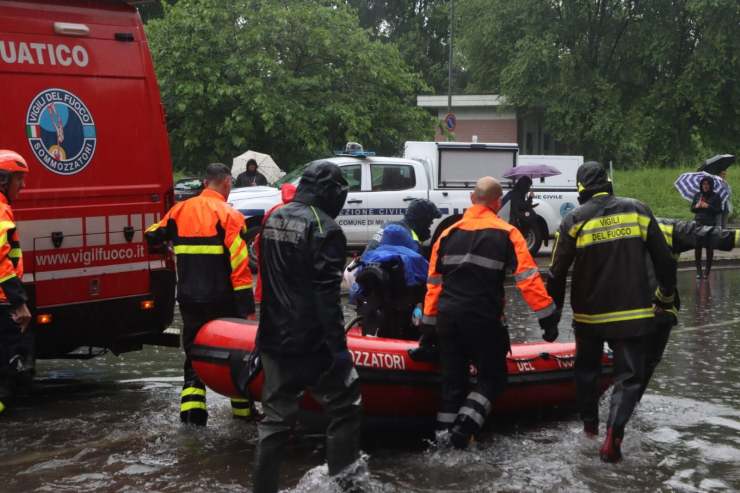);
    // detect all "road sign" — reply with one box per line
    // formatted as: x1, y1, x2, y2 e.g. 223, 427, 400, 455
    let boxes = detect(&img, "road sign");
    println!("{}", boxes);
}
444, 112, 456, 131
